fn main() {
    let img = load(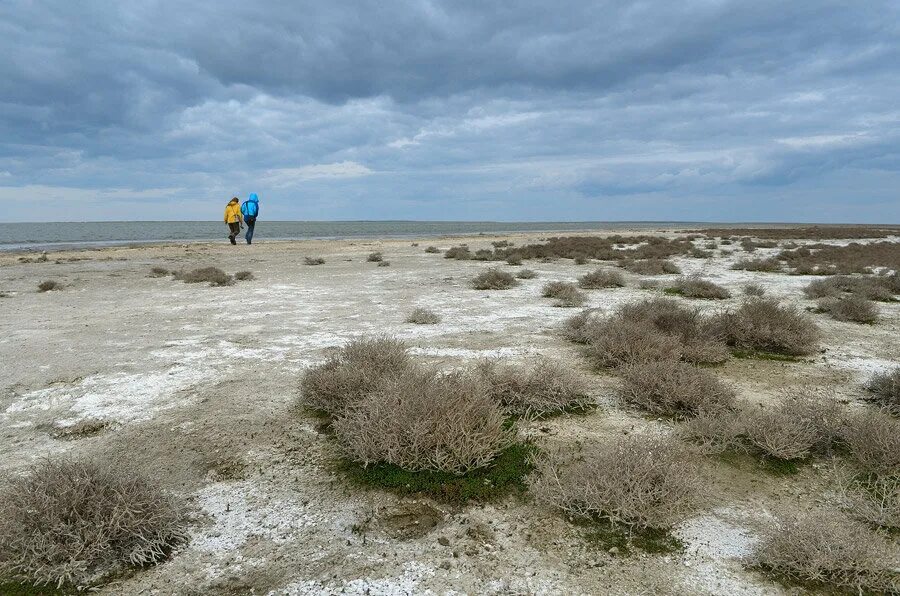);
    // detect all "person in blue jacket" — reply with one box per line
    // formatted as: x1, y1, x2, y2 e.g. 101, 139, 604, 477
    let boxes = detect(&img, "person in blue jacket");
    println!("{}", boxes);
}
240, 193, 260, 245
